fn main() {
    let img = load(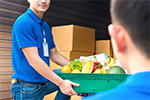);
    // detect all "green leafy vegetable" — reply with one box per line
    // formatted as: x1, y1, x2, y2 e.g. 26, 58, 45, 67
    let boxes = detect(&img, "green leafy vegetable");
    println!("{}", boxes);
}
69, 60, 83, 71
93, 55, 96, 58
